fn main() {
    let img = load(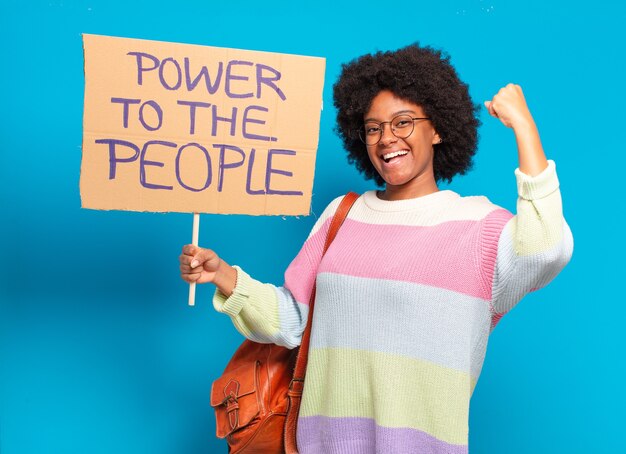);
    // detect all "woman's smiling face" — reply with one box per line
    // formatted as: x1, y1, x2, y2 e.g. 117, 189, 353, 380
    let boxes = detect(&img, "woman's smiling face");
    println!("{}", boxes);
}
364, 90, 441, 200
